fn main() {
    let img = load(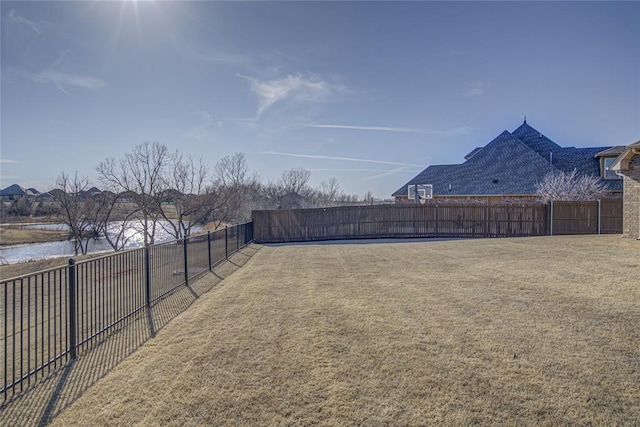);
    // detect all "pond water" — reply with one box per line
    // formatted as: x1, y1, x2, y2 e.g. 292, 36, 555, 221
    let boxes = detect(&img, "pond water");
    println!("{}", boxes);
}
0, 221, 203, 264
